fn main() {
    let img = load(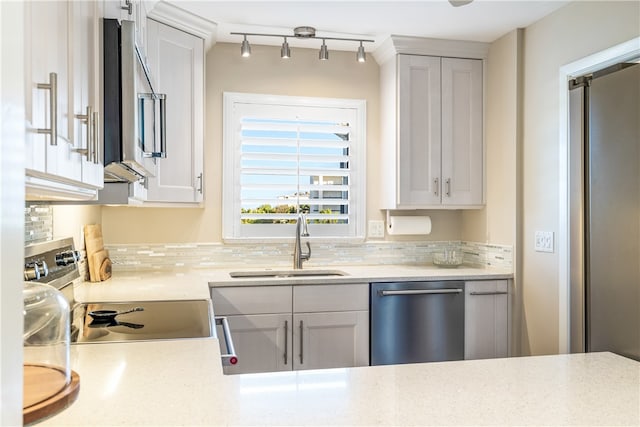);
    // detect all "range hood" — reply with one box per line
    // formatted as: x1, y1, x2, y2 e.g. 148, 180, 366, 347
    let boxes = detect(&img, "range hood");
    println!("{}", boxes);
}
103, 19, 166, 184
